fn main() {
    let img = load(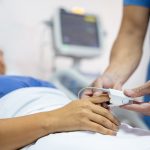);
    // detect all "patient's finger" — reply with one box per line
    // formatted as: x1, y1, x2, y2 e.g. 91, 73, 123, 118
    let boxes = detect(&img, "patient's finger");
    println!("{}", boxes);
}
87, 121, 117, 135
89, 94, 109, 104
81, 89, 93, 98
91, 104, 120, 126
89, 112, 119, 132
